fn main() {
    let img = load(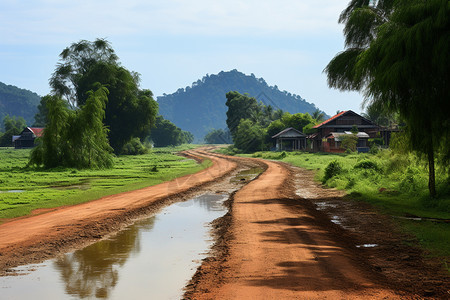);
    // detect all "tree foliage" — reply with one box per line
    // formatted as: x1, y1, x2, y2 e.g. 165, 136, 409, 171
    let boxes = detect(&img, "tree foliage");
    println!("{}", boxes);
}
225, 91, 318, 151
76, 62, 158, 152
29, 87, 113, 169
225, 91, 260, 140
325, 0, 450, 197
157, 70, 321, 140
150, 116, 194, 147
233, 119, 266, 153
49, 39, 158, 154
204, 128, 232, 144
50, 38, 118, 109
362, 101, 398, 127
0, 115, 26, 147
